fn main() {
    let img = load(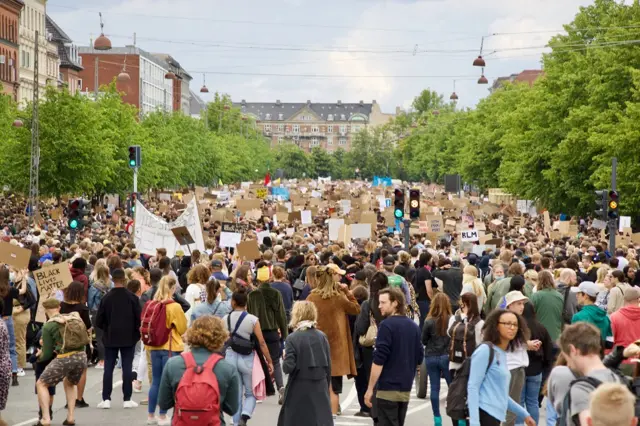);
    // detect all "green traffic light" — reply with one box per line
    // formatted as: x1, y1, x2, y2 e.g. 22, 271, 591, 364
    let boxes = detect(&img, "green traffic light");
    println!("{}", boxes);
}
69, 219, 78, 229
129, 160, 136, 167
394, 209, 403, 219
